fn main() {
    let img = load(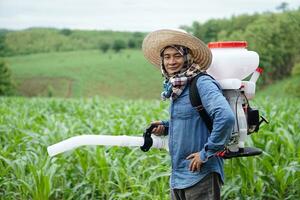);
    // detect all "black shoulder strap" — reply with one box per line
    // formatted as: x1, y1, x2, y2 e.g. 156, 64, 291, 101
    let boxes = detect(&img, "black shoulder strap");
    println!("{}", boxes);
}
189, 73, 213, 132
